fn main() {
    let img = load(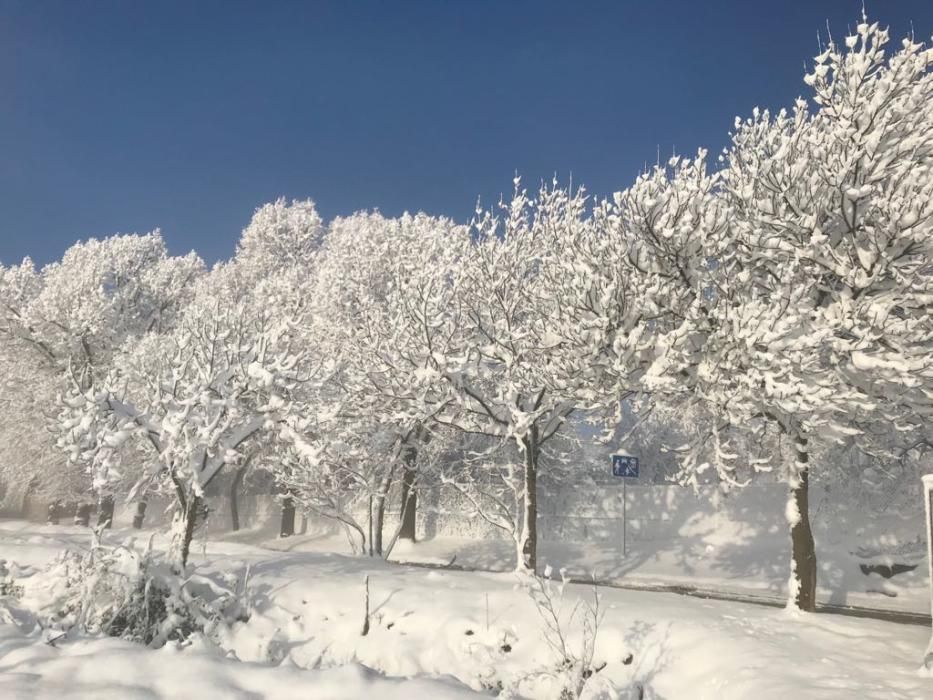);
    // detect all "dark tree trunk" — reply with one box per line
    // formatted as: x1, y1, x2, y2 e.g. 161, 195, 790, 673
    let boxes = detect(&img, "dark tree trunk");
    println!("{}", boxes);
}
171, 494, 206, 574
790, 433, 817, 612
373, 494, 386, 556
132, 501, 148, 529
399, 443, 418, 542
230, 466, 247, 532
280, 496, 296, 538
361, 574, 371, 636
74, 503, 92, 527
520, 427, 539, 573
373, 466, 399, 557
97, 494, 115, 529
367, 495, 374, 557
